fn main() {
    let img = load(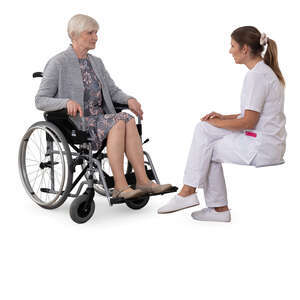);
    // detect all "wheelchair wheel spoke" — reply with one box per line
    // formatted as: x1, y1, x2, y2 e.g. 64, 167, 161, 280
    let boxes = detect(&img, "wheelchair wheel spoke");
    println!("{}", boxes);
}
25, 163, 39, 168
25, 157, 40, 163
41, 170, 52, 204
26, 165, 40, 176
31, 131, 43, 162
27, 144, 39, 162
42, 173, 50, 203
31, 168, 43, 189
29, 169, 42, 183
54, 167, 62, 177
46, 168, 57, 193
54, 169, 63, 188
54, 172, 62, 191
38, 129, 46, 157
37, 170, 45, 193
